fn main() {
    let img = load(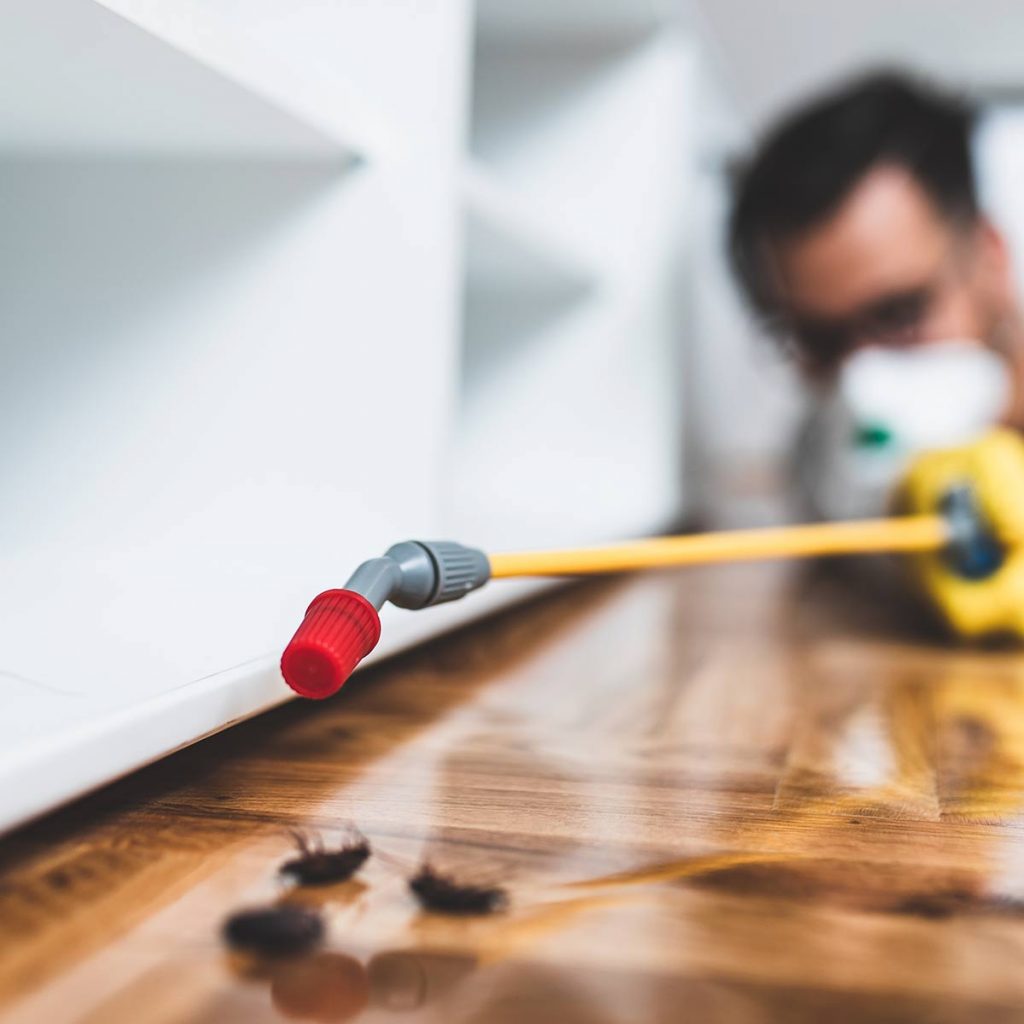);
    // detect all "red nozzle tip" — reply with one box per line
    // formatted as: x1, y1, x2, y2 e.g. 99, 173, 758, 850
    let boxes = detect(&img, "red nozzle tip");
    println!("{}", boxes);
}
281, 590, 381, 700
